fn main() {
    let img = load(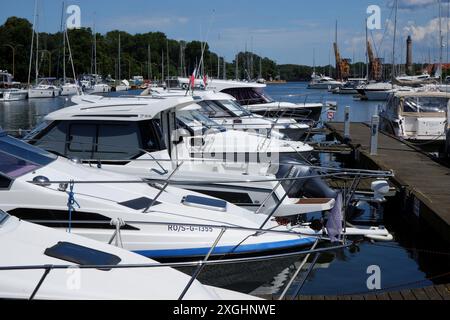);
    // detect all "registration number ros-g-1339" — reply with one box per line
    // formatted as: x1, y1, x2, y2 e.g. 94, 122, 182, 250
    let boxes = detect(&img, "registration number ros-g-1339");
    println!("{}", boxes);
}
168, 225, 214, 233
